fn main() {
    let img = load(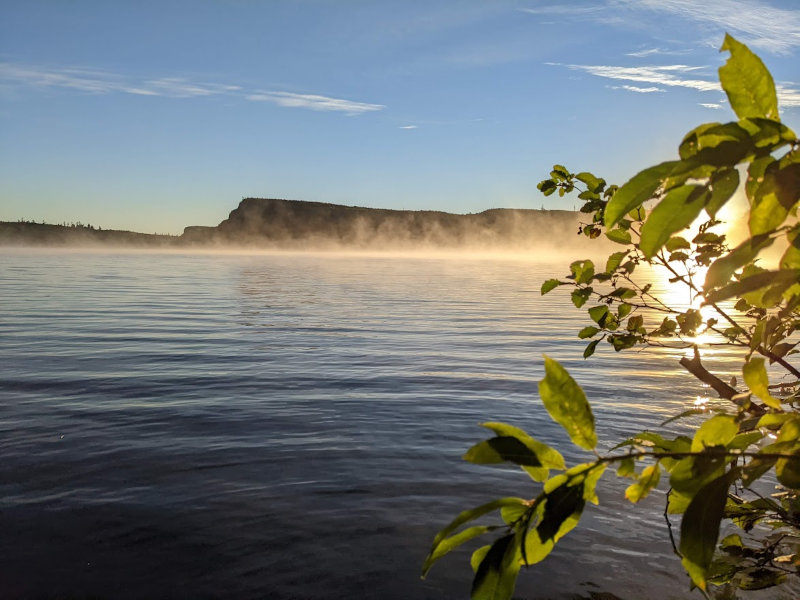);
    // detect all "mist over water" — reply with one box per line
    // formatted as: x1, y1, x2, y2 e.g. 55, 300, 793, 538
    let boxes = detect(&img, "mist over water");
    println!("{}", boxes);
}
1, 249, 788, 599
